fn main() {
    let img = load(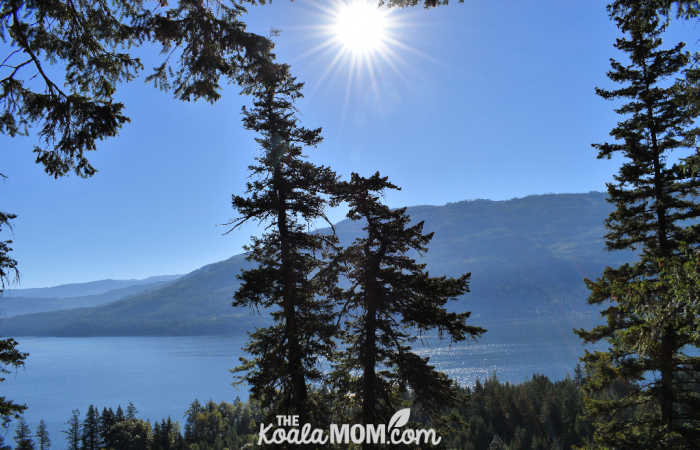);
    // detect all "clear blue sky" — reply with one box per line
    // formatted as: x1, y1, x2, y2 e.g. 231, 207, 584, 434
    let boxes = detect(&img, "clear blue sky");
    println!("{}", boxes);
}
1, 0, 697, 288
